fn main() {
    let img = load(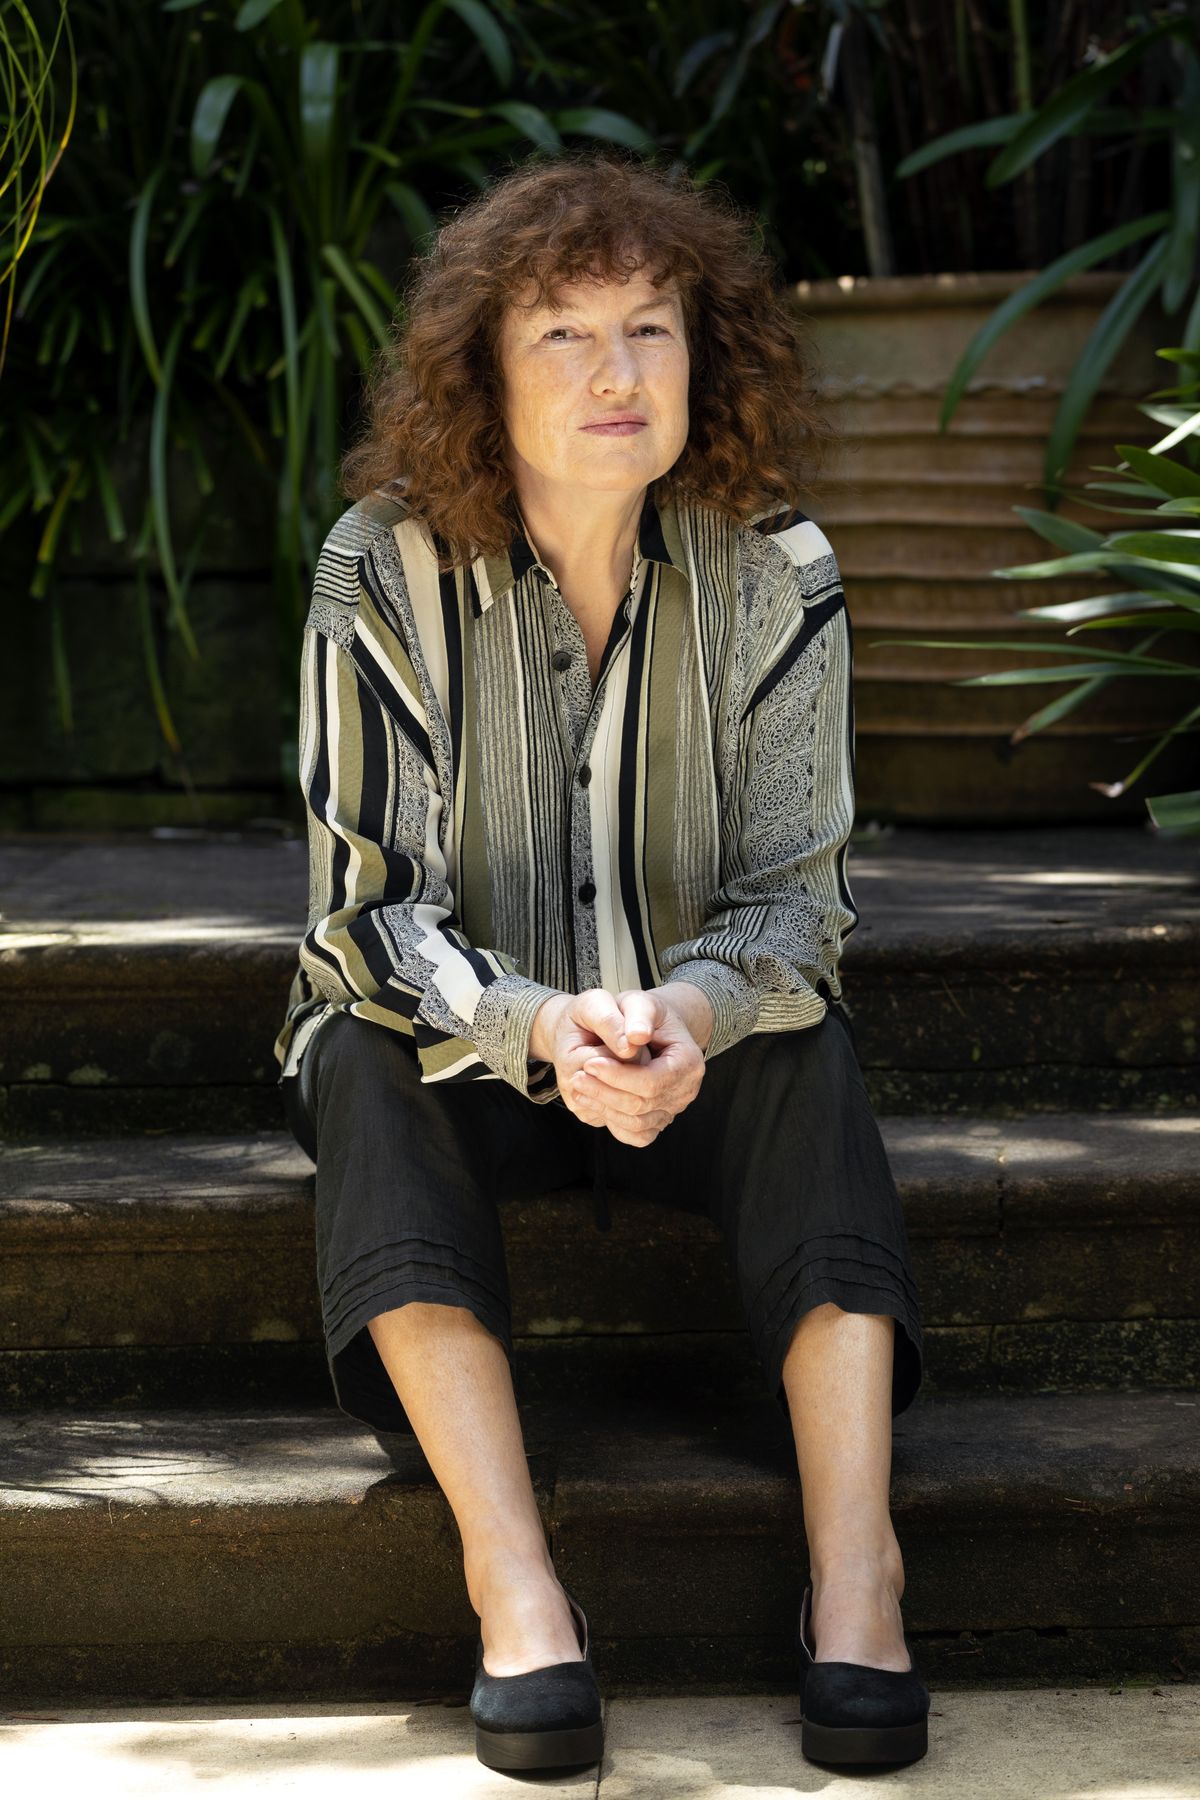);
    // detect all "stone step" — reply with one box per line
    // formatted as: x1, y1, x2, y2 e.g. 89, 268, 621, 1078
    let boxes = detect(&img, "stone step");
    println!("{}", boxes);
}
3, 1387, 1196, 1701
7, 1688, 1200, 1796
3, 1115, 1196, 1407
1, 823, 1197, 1134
